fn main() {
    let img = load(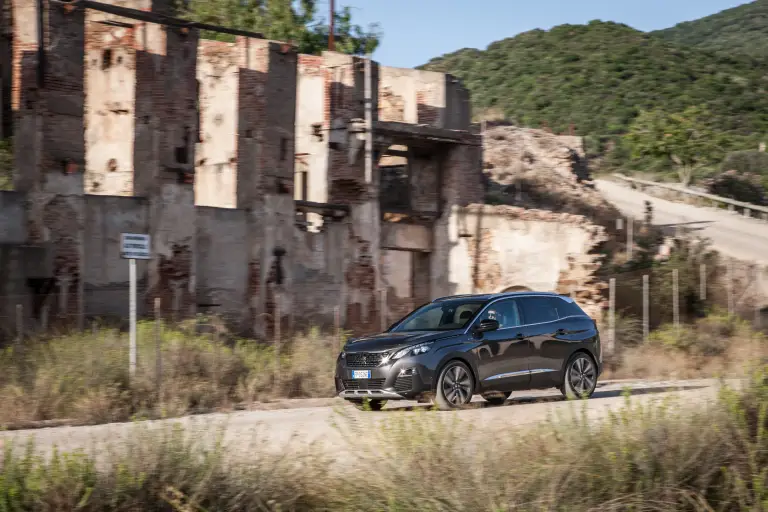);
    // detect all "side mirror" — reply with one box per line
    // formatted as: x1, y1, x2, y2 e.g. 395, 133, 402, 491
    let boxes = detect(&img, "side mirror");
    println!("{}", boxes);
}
474, 319, 499, 334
